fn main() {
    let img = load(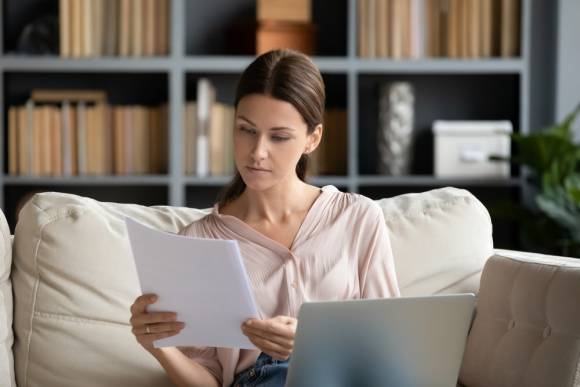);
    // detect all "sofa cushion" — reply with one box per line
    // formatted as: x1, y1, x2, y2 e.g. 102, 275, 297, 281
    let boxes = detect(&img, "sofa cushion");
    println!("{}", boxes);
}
459, 250, 580, 387
376, 187, 493, 296
0, 209, 15, 387
12, 192, 210, 387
